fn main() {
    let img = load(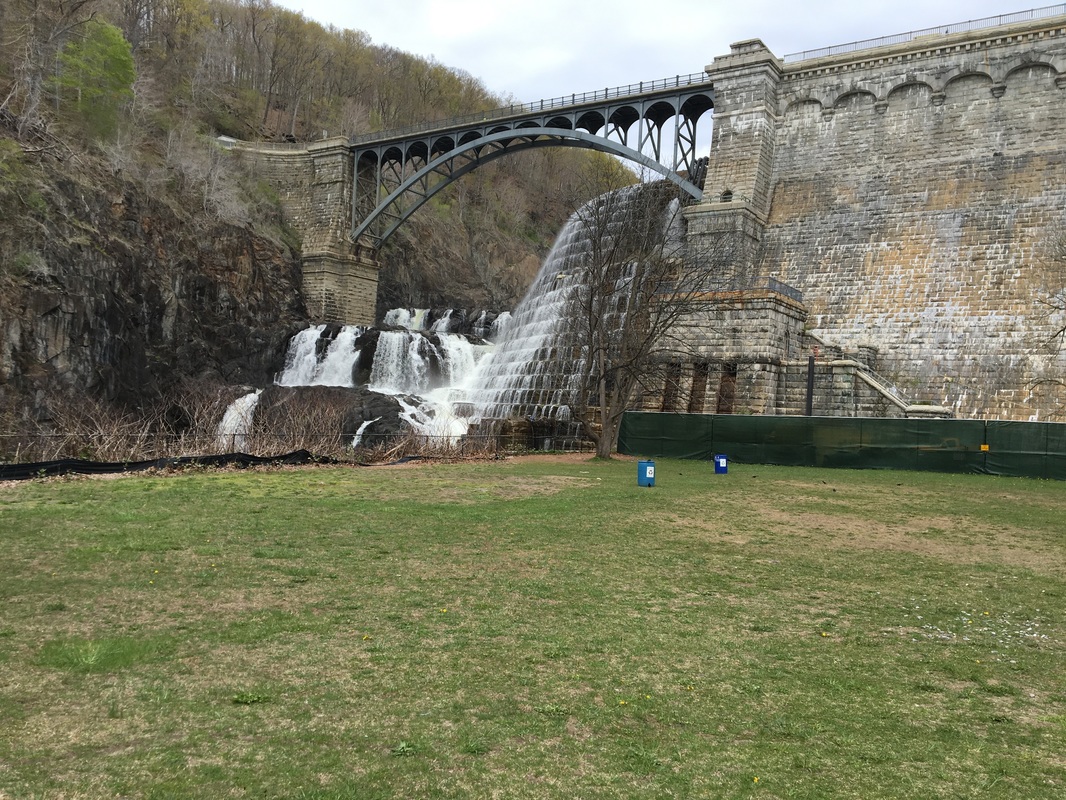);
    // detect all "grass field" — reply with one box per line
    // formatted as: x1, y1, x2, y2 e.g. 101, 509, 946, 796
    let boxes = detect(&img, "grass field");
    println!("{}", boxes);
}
1, 455, 1064, 799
